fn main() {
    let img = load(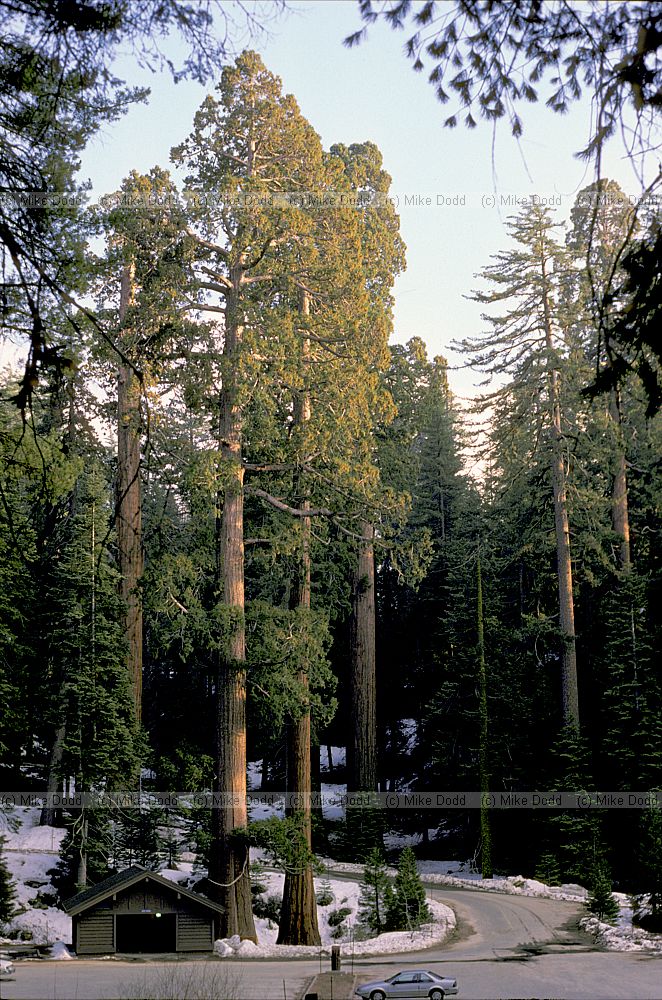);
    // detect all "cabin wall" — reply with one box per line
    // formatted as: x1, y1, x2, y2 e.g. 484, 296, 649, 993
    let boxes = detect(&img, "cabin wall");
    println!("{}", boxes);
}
72, 884, 217, 954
